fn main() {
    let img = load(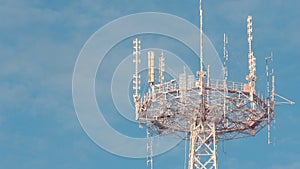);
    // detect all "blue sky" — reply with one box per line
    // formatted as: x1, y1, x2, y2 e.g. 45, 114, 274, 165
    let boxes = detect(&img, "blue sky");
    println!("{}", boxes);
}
1, 0, 300, 169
